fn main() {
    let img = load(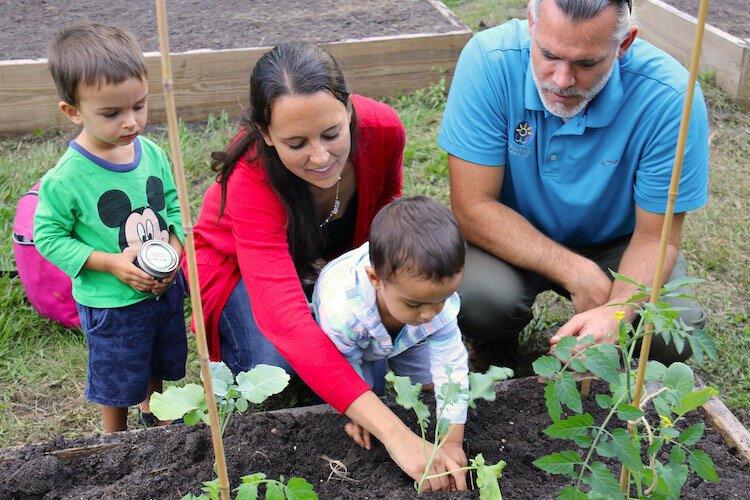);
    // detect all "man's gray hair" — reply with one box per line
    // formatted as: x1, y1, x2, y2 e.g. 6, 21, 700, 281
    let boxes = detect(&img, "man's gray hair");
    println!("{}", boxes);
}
528, 0, 632, 43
